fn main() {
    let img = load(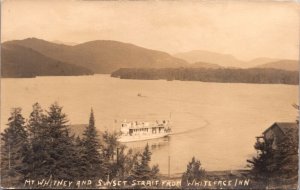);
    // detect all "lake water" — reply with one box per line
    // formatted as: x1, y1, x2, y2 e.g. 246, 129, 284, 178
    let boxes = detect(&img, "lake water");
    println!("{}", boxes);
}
1, 75, 298, 174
